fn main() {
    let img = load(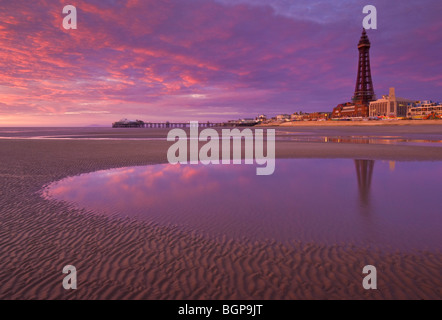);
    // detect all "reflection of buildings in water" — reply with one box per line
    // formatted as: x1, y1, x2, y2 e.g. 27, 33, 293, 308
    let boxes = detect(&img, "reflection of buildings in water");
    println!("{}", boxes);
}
389, 161, 396, 172
354, 159, 375, 207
